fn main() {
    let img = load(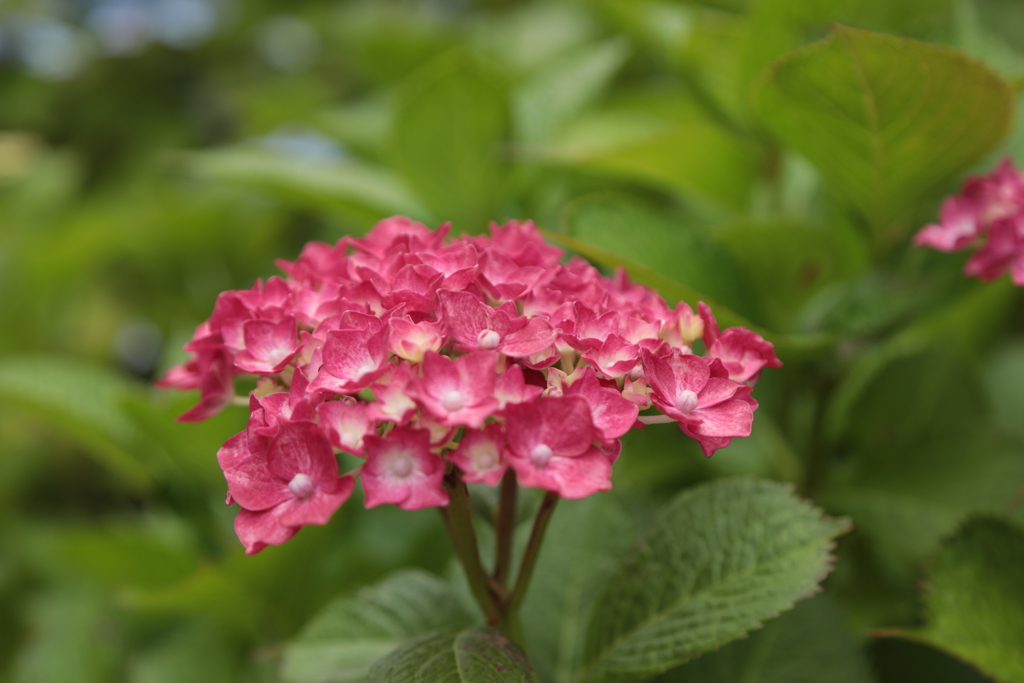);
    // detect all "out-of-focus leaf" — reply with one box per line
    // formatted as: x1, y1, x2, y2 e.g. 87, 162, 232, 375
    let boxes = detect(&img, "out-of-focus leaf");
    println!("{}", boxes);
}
12, 588, 122, 683
183, 147, 431, 222
581, 479, 850, 682
826, 280, 1016, 442
314, 98, 393, 159
650, 596, 873, 683
540, 113, 760, 210
561, 195, 754, 318
823, 344, 1024, 577
128, 624, 237, 683
281, 569, 472, 683
877, 517, 1024, 683
0, 355, 154, 490
392, 53, 509, 231
521, 494, 635, 683
983, 341, 1024, 443
712, 219, 868, 331
56, 516, 201, 592
365, 626, 539, 683
515, 38, 629, 143
753, 25, 1014, 243
872, 638, 992, 683
471, 2, 599, 75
